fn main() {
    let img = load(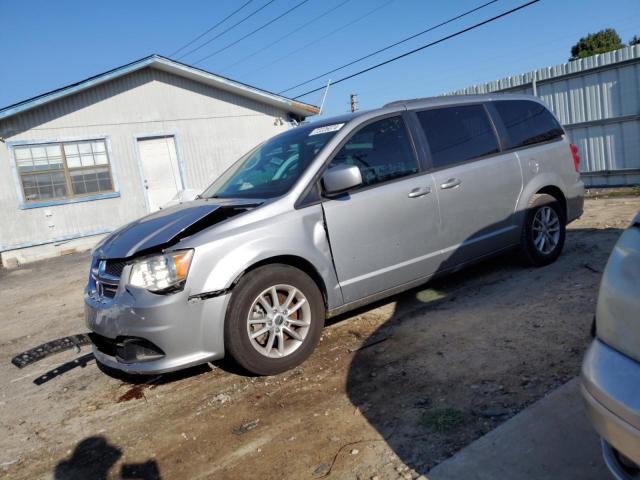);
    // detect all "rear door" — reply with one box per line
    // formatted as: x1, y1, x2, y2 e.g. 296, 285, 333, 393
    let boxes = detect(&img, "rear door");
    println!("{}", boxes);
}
321, 115, 442, 304
414, 104, 522, 268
